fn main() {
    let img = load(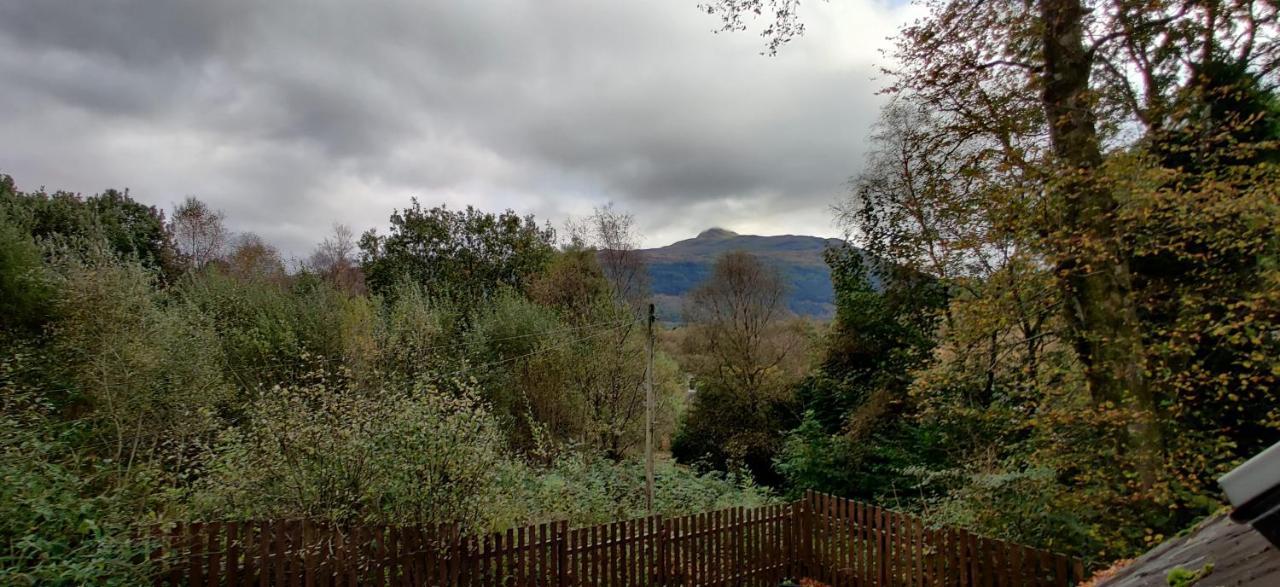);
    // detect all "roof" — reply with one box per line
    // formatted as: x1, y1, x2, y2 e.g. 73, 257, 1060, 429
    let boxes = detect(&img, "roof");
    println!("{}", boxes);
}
1097, 513, 1280, 587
